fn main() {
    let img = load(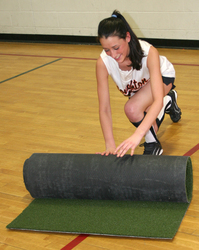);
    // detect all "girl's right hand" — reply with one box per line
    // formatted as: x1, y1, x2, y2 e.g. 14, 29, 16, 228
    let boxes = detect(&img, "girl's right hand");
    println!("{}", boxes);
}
96, 147, 116, 156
